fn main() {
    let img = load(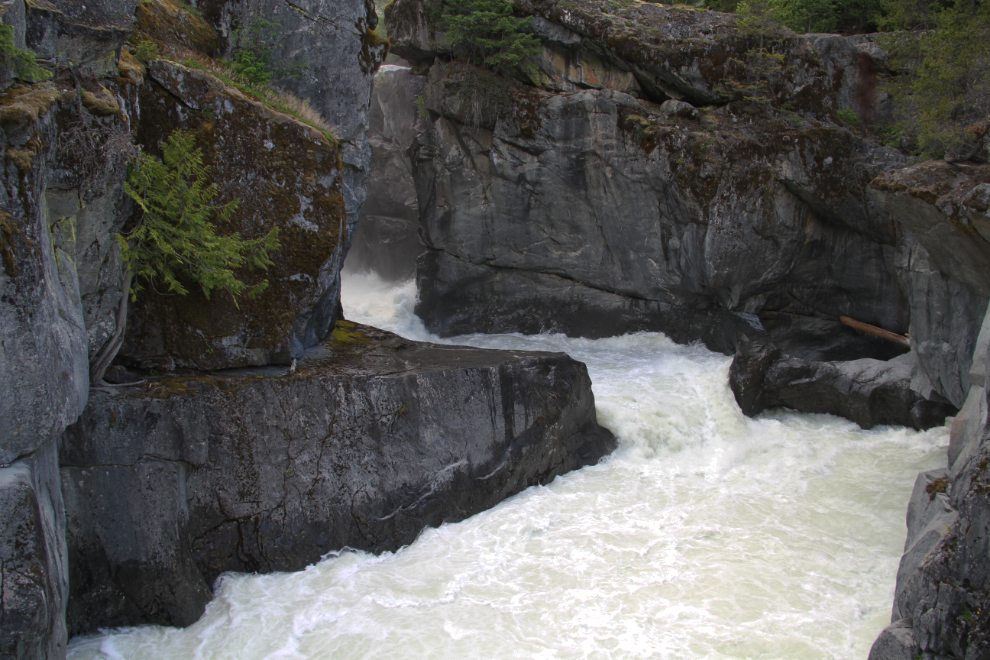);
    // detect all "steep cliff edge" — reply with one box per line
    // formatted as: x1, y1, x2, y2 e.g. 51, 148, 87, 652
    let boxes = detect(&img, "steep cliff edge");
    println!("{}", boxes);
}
867, 163, 990, 660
